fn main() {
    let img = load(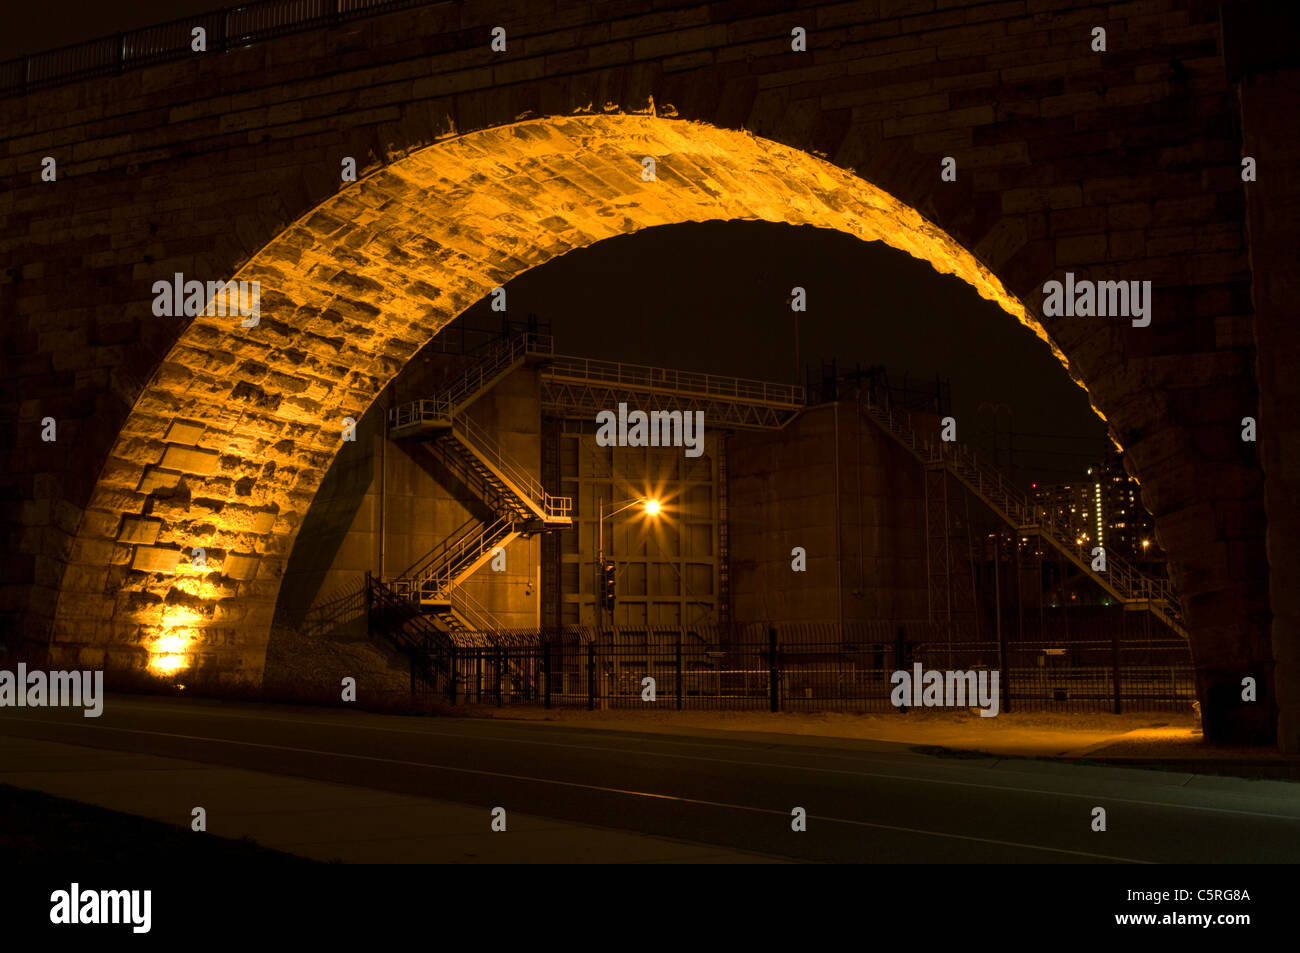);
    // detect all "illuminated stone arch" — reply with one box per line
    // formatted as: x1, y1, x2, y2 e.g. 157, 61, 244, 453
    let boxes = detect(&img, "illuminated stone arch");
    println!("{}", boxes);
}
54, 113, 1066, 682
